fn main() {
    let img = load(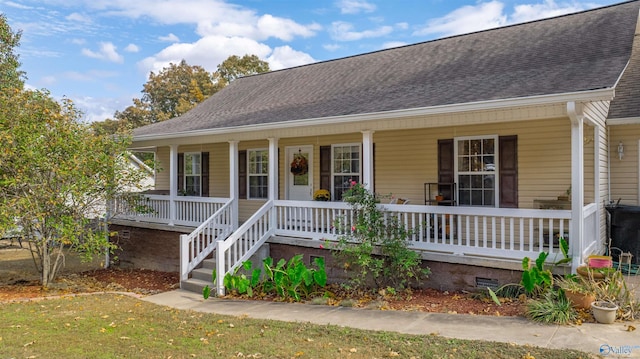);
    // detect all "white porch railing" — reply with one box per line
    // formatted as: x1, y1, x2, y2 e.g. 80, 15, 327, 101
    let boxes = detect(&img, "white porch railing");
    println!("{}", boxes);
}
113, 194, 228, 227
179, 200, 235, 281
581, 203, 600, 260
272, 200, 573, 263
215, 201, 275, 295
